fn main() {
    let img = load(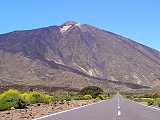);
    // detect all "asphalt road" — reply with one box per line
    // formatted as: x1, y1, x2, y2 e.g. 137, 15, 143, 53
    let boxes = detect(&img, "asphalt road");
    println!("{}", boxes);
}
33, 95, 160, 120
